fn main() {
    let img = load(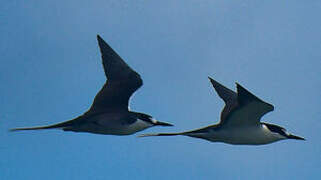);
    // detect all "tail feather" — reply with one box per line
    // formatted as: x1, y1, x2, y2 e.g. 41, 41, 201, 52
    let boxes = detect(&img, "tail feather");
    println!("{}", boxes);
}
10, 119, 77, 132
10, 126, 58, 131
138, 132, 184, 137
139, 127, 211, 138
